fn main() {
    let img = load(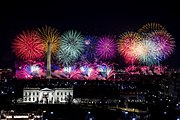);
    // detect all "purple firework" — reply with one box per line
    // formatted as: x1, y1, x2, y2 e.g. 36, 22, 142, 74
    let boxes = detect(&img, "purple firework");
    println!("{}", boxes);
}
95, 35, 117, 60
147, 30, 175, 60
